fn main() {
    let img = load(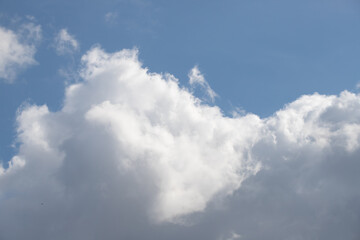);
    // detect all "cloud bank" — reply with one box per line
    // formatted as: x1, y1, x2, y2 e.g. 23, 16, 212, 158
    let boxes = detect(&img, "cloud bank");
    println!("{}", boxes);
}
0, 23, 41, 82
0, 47, 360, 240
